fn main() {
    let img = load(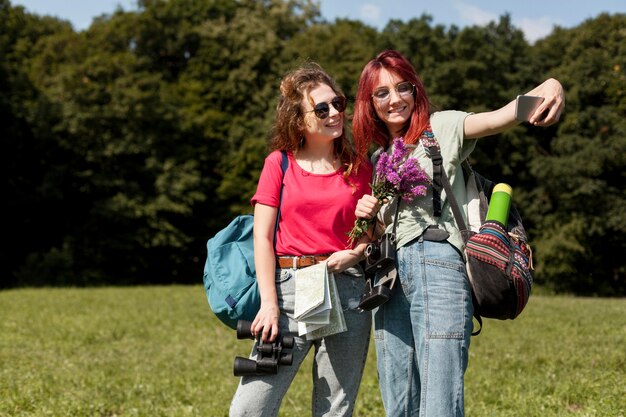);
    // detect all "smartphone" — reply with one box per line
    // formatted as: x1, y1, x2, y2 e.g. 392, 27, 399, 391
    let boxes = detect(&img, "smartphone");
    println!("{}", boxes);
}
514, 95, 545, 122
